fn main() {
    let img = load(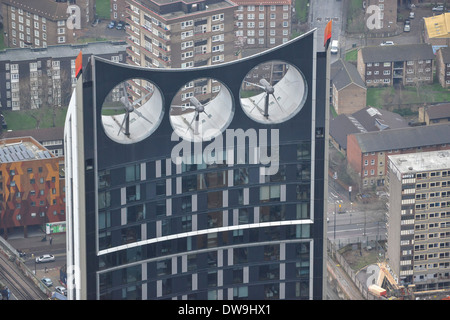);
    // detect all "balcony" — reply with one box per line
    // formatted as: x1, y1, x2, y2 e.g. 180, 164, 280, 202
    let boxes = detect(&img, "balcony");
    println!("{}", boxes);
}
126, 47, 141, 59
